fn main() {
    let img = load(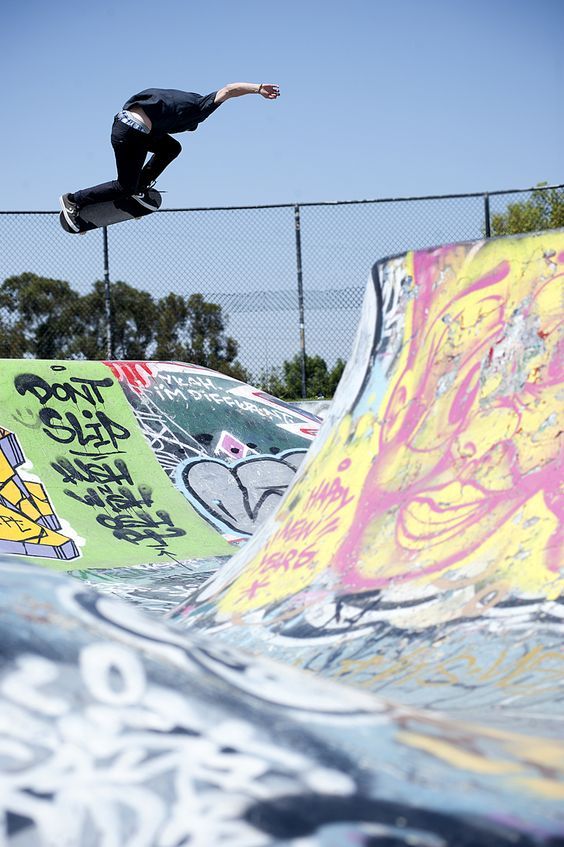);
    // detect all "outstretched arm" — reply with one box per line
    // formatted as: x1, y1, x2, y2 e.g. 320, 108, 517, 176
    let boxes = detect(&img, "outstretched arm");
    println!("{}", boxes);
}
214, 82, 280, 104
